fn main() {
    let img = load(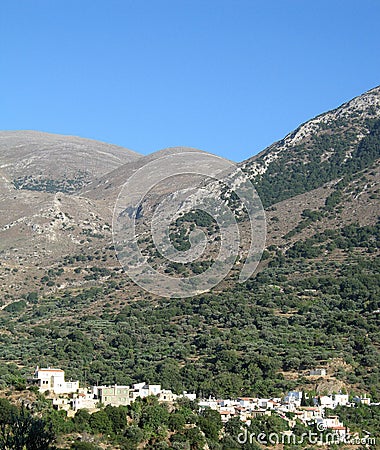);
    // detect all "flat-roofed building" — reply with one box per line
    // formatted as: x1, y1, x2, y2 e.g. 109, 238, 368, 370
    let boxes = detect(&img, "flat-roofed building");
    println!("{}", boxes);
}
29, 367, 79, 394
95, 385, 130, 407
